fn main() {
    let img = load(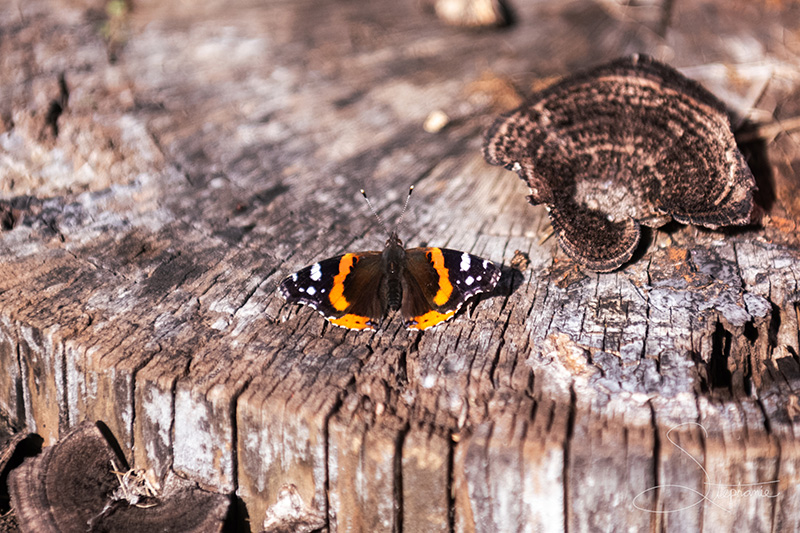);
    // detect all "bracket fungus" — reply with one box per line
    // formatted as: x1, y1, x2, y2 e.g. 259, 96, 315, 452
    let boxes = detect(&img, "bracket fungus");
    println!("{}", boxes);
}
484, 54, 756, 271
